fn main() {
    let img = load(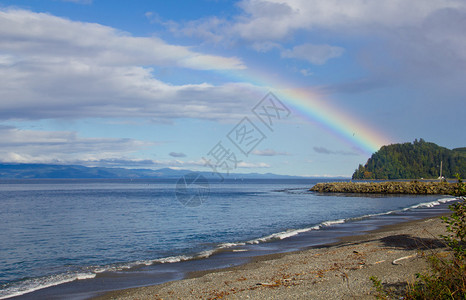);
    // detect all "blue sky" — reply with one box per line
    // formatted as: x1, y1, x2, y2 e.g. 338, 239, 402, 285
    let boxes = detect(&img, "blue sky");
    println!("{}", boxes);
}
0, 0, 465, 177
